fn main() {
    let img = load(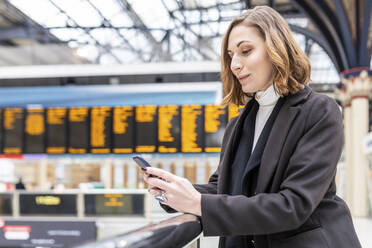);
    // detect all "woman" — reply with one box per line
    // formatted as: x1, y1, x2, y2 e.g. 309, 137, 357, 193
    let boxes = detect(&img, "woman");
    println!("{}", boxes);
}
143, 6, 361, 248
